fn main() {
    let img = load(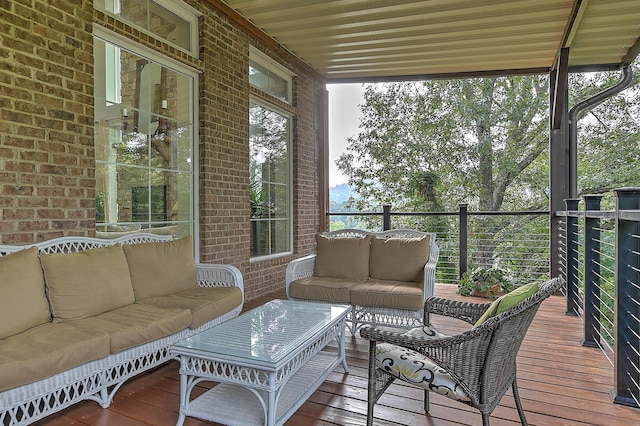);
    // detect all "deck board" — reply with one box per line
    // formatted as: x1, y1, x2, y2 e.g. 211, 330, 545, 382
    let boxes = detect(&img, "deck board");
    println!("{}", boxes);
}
33, 284, 640, 425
